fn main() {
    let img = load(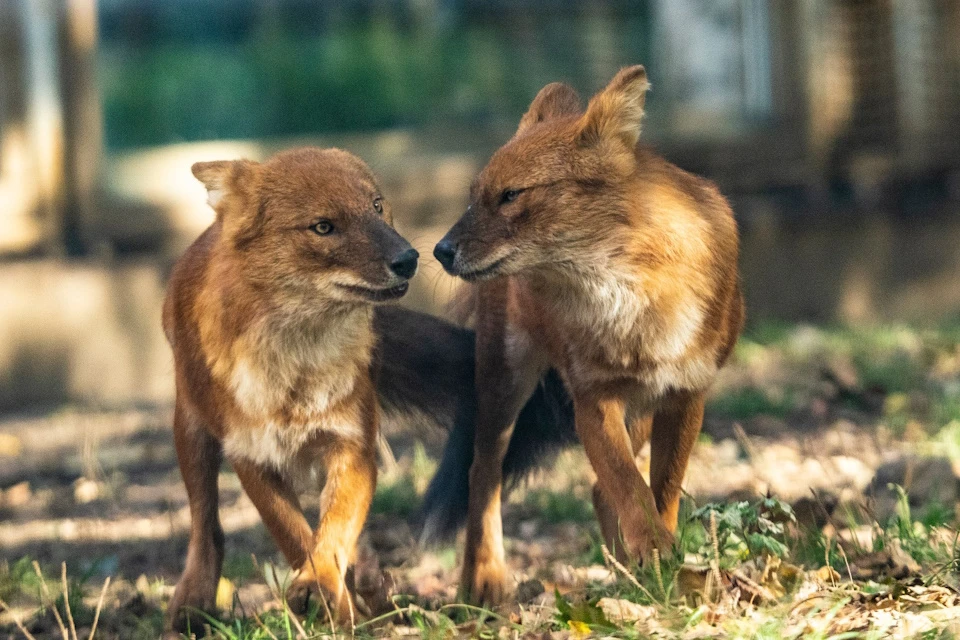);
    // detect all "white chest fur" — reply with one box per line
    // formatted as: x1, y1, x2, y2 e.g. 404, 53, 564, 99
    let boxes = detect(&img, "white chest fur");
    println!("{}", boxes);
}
533, 264, 717, 399
218, 308, 374, 470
